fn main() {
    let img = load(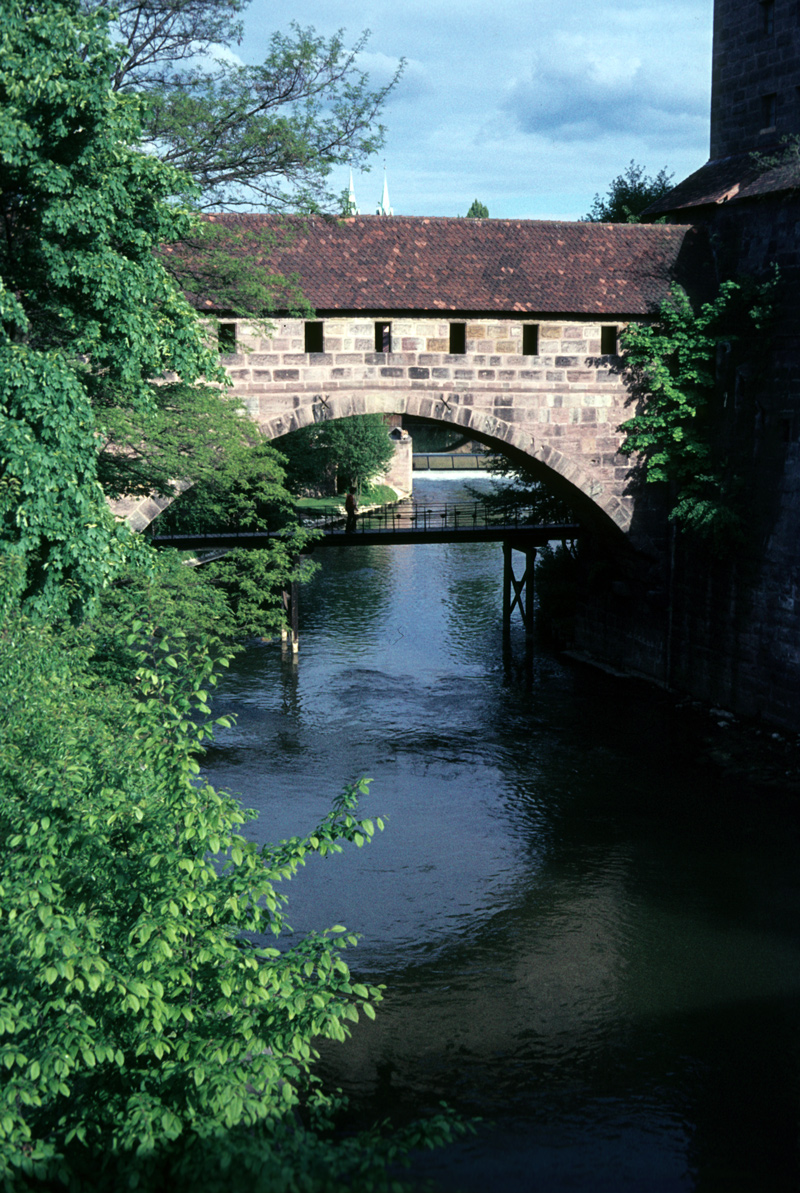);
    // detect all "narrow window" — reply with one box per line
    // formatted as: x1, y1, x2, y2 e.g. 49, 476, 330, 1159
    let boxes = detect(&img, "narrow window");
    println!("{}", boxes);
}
304, 321, 324, 353
601, 325, 618, 355
522, 324, 539, 356
762, 0, 775, 34
762, 92, 777, 128
449, 322, 466, 354
218, 322, 236, 354
374, 321, 392, 352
